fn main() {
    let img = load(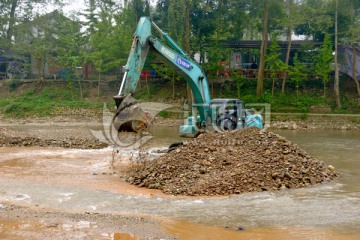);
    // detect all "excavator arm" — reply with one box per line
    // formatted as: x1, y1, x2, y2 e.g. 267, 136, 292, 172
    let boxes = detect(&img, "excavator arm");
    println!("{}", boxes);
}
113, 17, 211, 135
